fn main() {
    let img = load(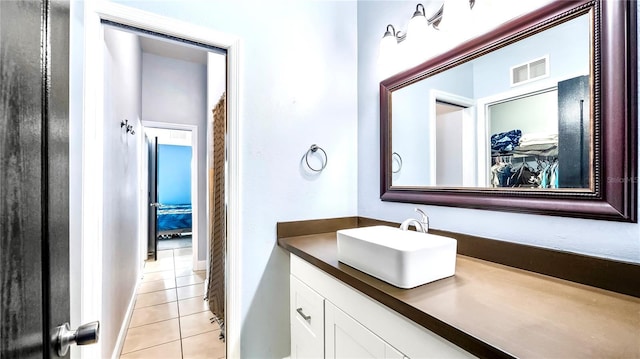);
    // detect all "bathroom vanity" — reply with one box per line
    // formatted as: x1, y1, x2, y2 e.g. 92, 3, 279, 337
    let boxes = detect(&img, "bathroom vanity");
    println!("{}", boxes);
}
290, 252, 470, 358
278, 218, 640, 359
